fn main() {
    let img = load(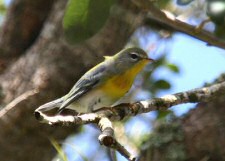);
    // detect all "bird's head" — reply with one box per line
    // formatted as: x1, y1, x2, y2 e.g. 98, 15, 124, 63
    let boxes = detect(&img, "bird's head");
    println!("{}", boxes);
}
111, 47, 154, 74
